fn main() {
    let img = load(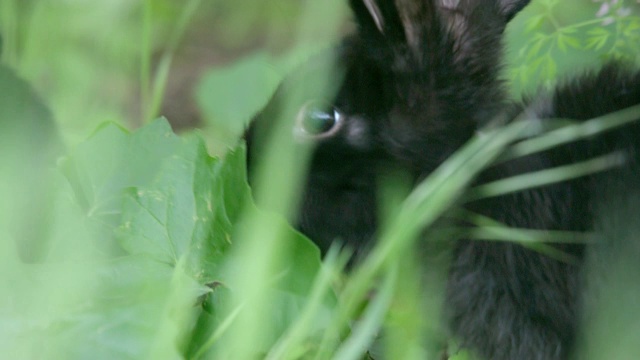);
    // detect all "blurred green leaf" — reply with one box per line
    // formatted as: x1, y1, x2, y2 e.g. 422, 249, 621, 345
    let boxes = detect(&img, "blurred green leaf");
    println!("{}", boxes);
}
586, 28, 610, 51
197, 53, 282, 137
505, 1, 640, 95
557, 34, 581, 52
60, 120, 182, 231
524, 14, 545, 33
0, 116, 332, 359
